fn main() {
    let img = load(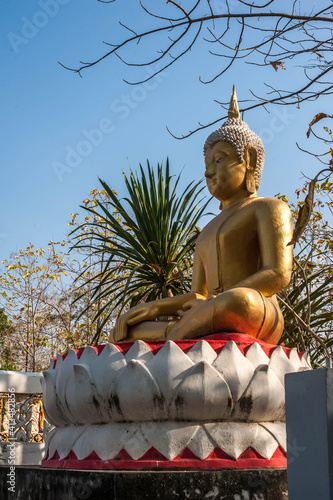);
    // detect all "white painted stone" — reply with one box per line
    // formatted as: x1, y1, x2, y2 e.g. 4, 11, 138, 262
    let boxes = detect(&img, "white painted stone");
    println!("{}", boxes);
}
187, 425, 215, 459
236, 365, 285, 421
204, 422, 258, 460
124, 428, 151, 460
73, 423, 138, 460
90, 343, 126, 410
268, 346, 296, 385
65, 364, 101, 425
301, 351, 312, 369
259, 422, 287, 452
111, 360, 165, 421
125, 340, 154, 364
79, 345, 98, 364
47, 427, 63, 461
55, 425, 86, 460
0, 370, 43, 394
213, 342, 254, 403
140, 421, 197, 460
146, 341, 194, 406
0, 442, 45, 466
289, 349, 302, 371
186, 340, 217, 365
42, 340, 312, 465
44, 420, 288, 463
95, 423, 139, 460
55, 350, 78, 417
171, 361, 233, 420
245, 343, 269, 367
251, 425, 279, 459
42, 370, 69, 426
